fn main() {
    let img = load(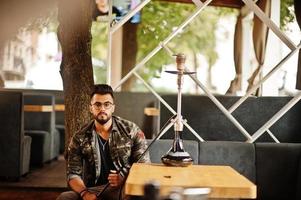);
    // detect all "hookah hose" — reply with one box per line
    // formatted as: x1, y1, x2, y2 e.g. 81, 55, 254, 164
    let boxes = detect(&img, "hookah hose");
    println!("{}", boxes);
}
96, 160, 129, 199
97, 115, 176, 199
96, 182, 110, 198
